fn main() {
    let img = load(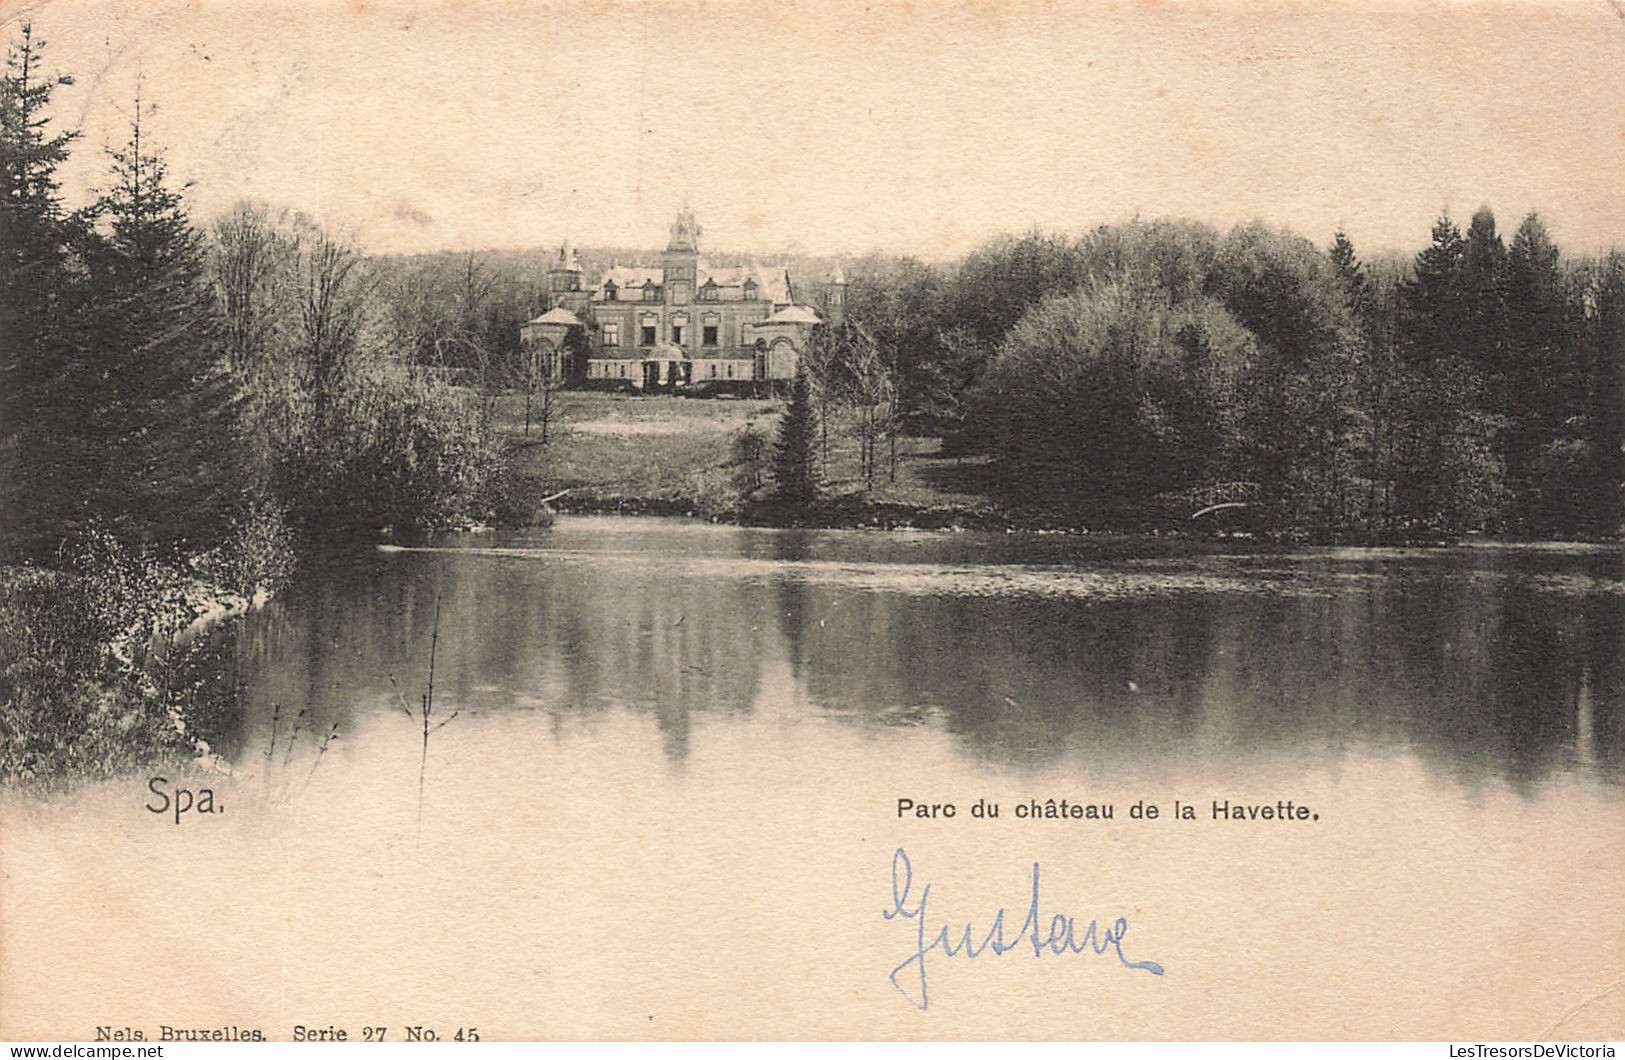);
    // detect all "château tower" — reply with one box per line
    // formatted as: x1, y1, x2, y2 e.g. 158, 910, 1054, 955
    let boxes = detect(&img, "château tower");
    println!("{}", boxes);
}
662, 207, 701, 304
823, 263, 848, 327
547, 240, 583, 299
